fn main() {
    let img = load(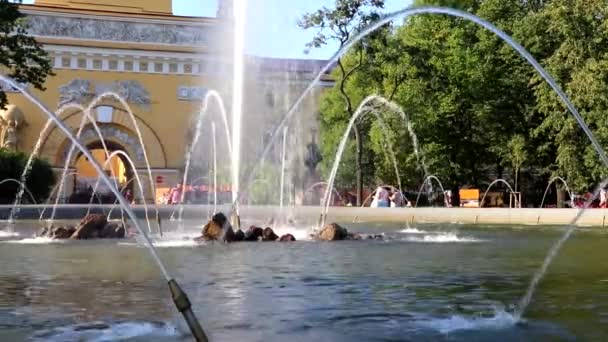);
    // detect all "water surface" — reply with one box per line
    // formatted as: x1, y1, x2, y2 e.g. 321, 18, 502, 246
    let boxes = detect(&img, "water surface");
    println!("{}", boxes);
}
0, 221, 606, 341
